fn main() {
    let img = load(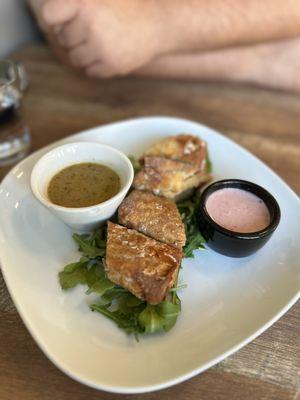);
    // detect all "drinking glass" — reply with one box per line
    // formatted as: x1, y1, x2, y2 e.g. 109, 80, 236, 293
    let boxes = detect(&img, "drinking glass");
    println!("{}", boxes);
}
0, 60, 31, 166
